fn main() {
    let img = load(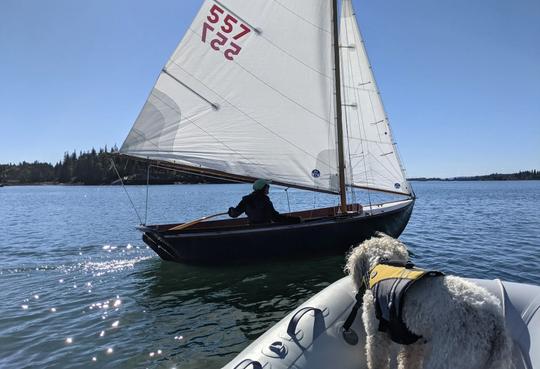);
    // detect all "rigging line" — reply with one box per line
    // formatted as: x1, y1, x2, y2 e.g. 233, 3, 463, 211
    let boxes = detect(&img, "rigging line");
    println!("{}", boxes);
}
341, 3, 371, 207
340, 32, 356, 203
349, 51, 377, 202
109, 158, 144, 225
142, 89, 264, 172
273, 0, 331, 34
184, 29, 334, 128
352, 150, 401, 181
145, 159, 150, 225
168, 61, 337, 171
359, 165, 399, 185
364, 153, 403, 183
345, 136, 394, 145
349, 164, 399, 186
341, 84, 378, 92
368, 141, 403, 178
284, 188, 291, 213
